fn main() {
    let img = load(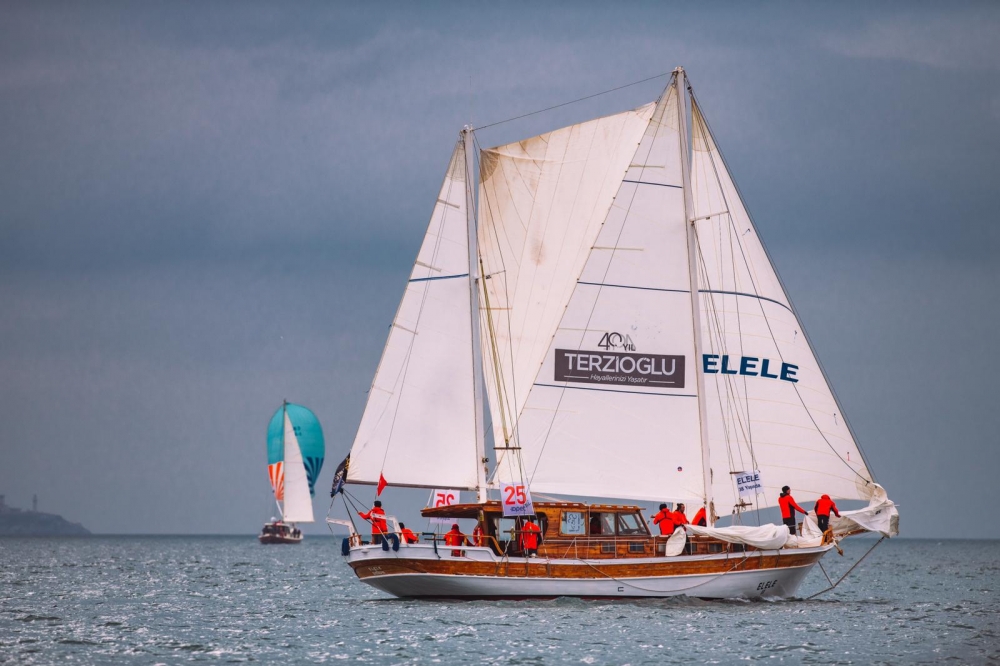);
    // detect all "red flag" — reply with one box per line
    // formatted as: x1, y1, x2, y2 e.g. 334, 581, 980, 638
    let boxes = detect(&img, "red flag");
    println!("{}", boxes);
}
376, 473, 388, 497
